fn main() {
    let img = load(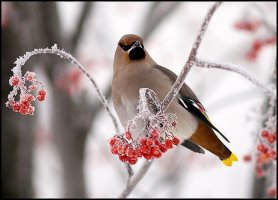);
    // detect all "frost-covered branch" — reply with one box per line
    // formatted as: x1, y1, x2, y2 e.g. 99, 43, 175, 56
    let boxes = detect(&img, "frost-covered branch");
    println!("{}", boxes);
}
194, 58, 276, 98
119, 160, 153, 198
162, 2, 222, 110
8, 44, 120, 132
